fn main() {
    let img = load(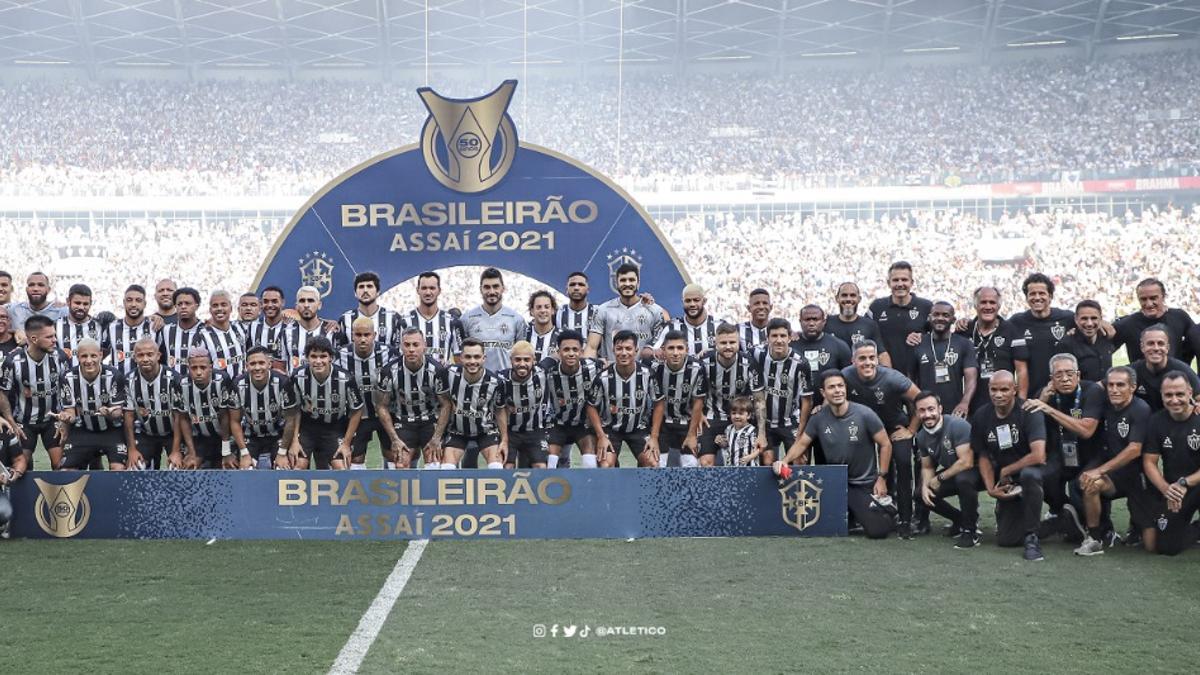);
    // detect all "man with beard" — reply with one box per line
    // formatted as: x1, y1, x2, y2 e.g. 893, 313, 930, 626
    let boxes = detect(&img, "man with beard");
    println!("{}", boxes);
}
556, 272, 596, 336
245, 286, 290, 369
281, 286, 340, 371
1114, 278, 1193, 365
404, 271, 461, 365
587, 263, 667, 364
123, 336, 184, 470
375, 328, 444, 469
1131, 325, 1200, 412
1142, 372, 1200, 555
56, 284, 103, 365
544, 330, 601, 469
650, 330, 707, 468
460, 268, 527, 373
737, 288, 772, 352
105, 285, 155, 376
337, 317, 393, 469
230, 346, 300, 470
913, 301, 977, 418
841, 340, 921, 535
700, 323, 766, 467
8, 272, 67, 343
526, 291, 559, 362
866, 262, 931, 379
915, 391, 982, 549
1072, 366, 1156, 555
338, 271, 401, 348
656, 284, 725, 358
1, 315, 67, 468
828, 282, 891, 368
790, 305, 851, 397
152, 279, 178, 325
290, 337, 363, 470
775, 370, 894, 539
431, 338, 507, 470
1009, 273, 1075, 400
753, 318, 812, 466
586, 331, 660, 468
500, 341, 552, 469
957, 286, 1028, 414
1062, 300, 1116, 383
973, 370, 1049, 560
56, 339, 128, 471
158, 288, 205, 373
196, 290, 247, 380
